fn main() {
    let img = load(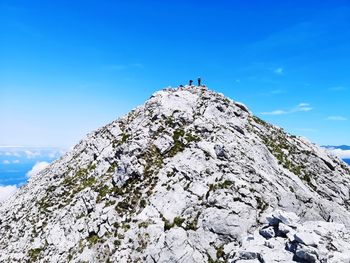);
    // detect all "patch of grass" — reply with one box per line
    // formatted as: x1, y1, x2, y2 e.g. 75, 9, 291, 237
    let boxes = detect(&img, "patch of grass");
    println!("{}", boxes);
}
173, 216, 185, 227
121, 133, 130, 144
252, 116, 268, 126
83, 176, 96, 188
96, 185, 111, 203
165, 116, 176, 127
37, 197, 54, 213
162, 215, 185, 230
122, 223, 131, 231
87, 233, 99, 247
185, 132, 201, 143
217, 180, 233, 189
216, 245, 225, 259
105, 200, 116, 207
206, 180, 233, 195
143, 145, 164, 177
261, 134, 317, 189
138, 221, 150, 228
78, 239, 84, 253
168, 129, 186, 157
186, 212, 200, 231
163, 217, 173, 231
107, 163, 117, 174
168, 129, 201, 157
113, 133, 130, 147
116, 200, 130, 211
87, 163, 96, 171
136, 232, 149, 252
28, 248, 43, 262
207, 253, 225, 263
139, 199, 147, 208
303, 173, 317, 190
256, 196, 268, 212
